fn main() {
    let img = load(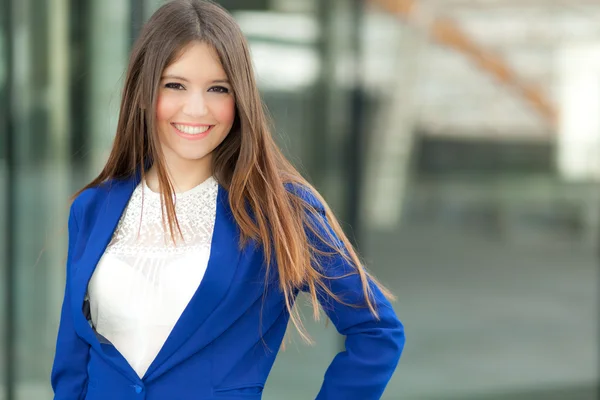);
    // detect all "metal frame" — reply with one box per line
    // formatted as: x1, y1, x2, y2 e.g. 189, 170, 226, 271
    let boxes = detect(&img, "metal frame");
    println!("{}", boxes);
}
1, 0, 15, 396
